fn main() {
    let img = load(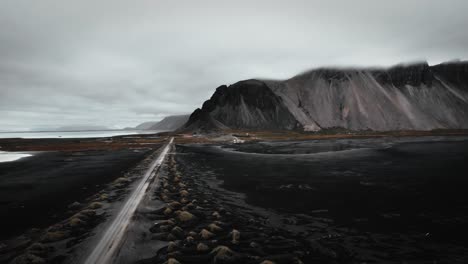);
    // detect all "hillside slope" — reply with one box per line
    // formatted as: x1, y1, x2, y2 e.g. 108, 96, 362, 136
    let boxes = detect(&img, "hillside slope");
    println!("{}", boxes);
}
149, 115, 189, 131
182, 61, 468, 132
